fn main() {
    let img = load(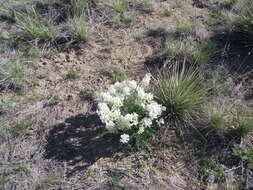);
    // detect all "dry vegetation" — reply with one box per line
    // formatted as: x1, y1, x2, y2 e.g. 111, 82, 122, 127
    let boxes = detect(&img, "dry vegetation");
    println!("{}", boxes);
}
0, 0, 252, 189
